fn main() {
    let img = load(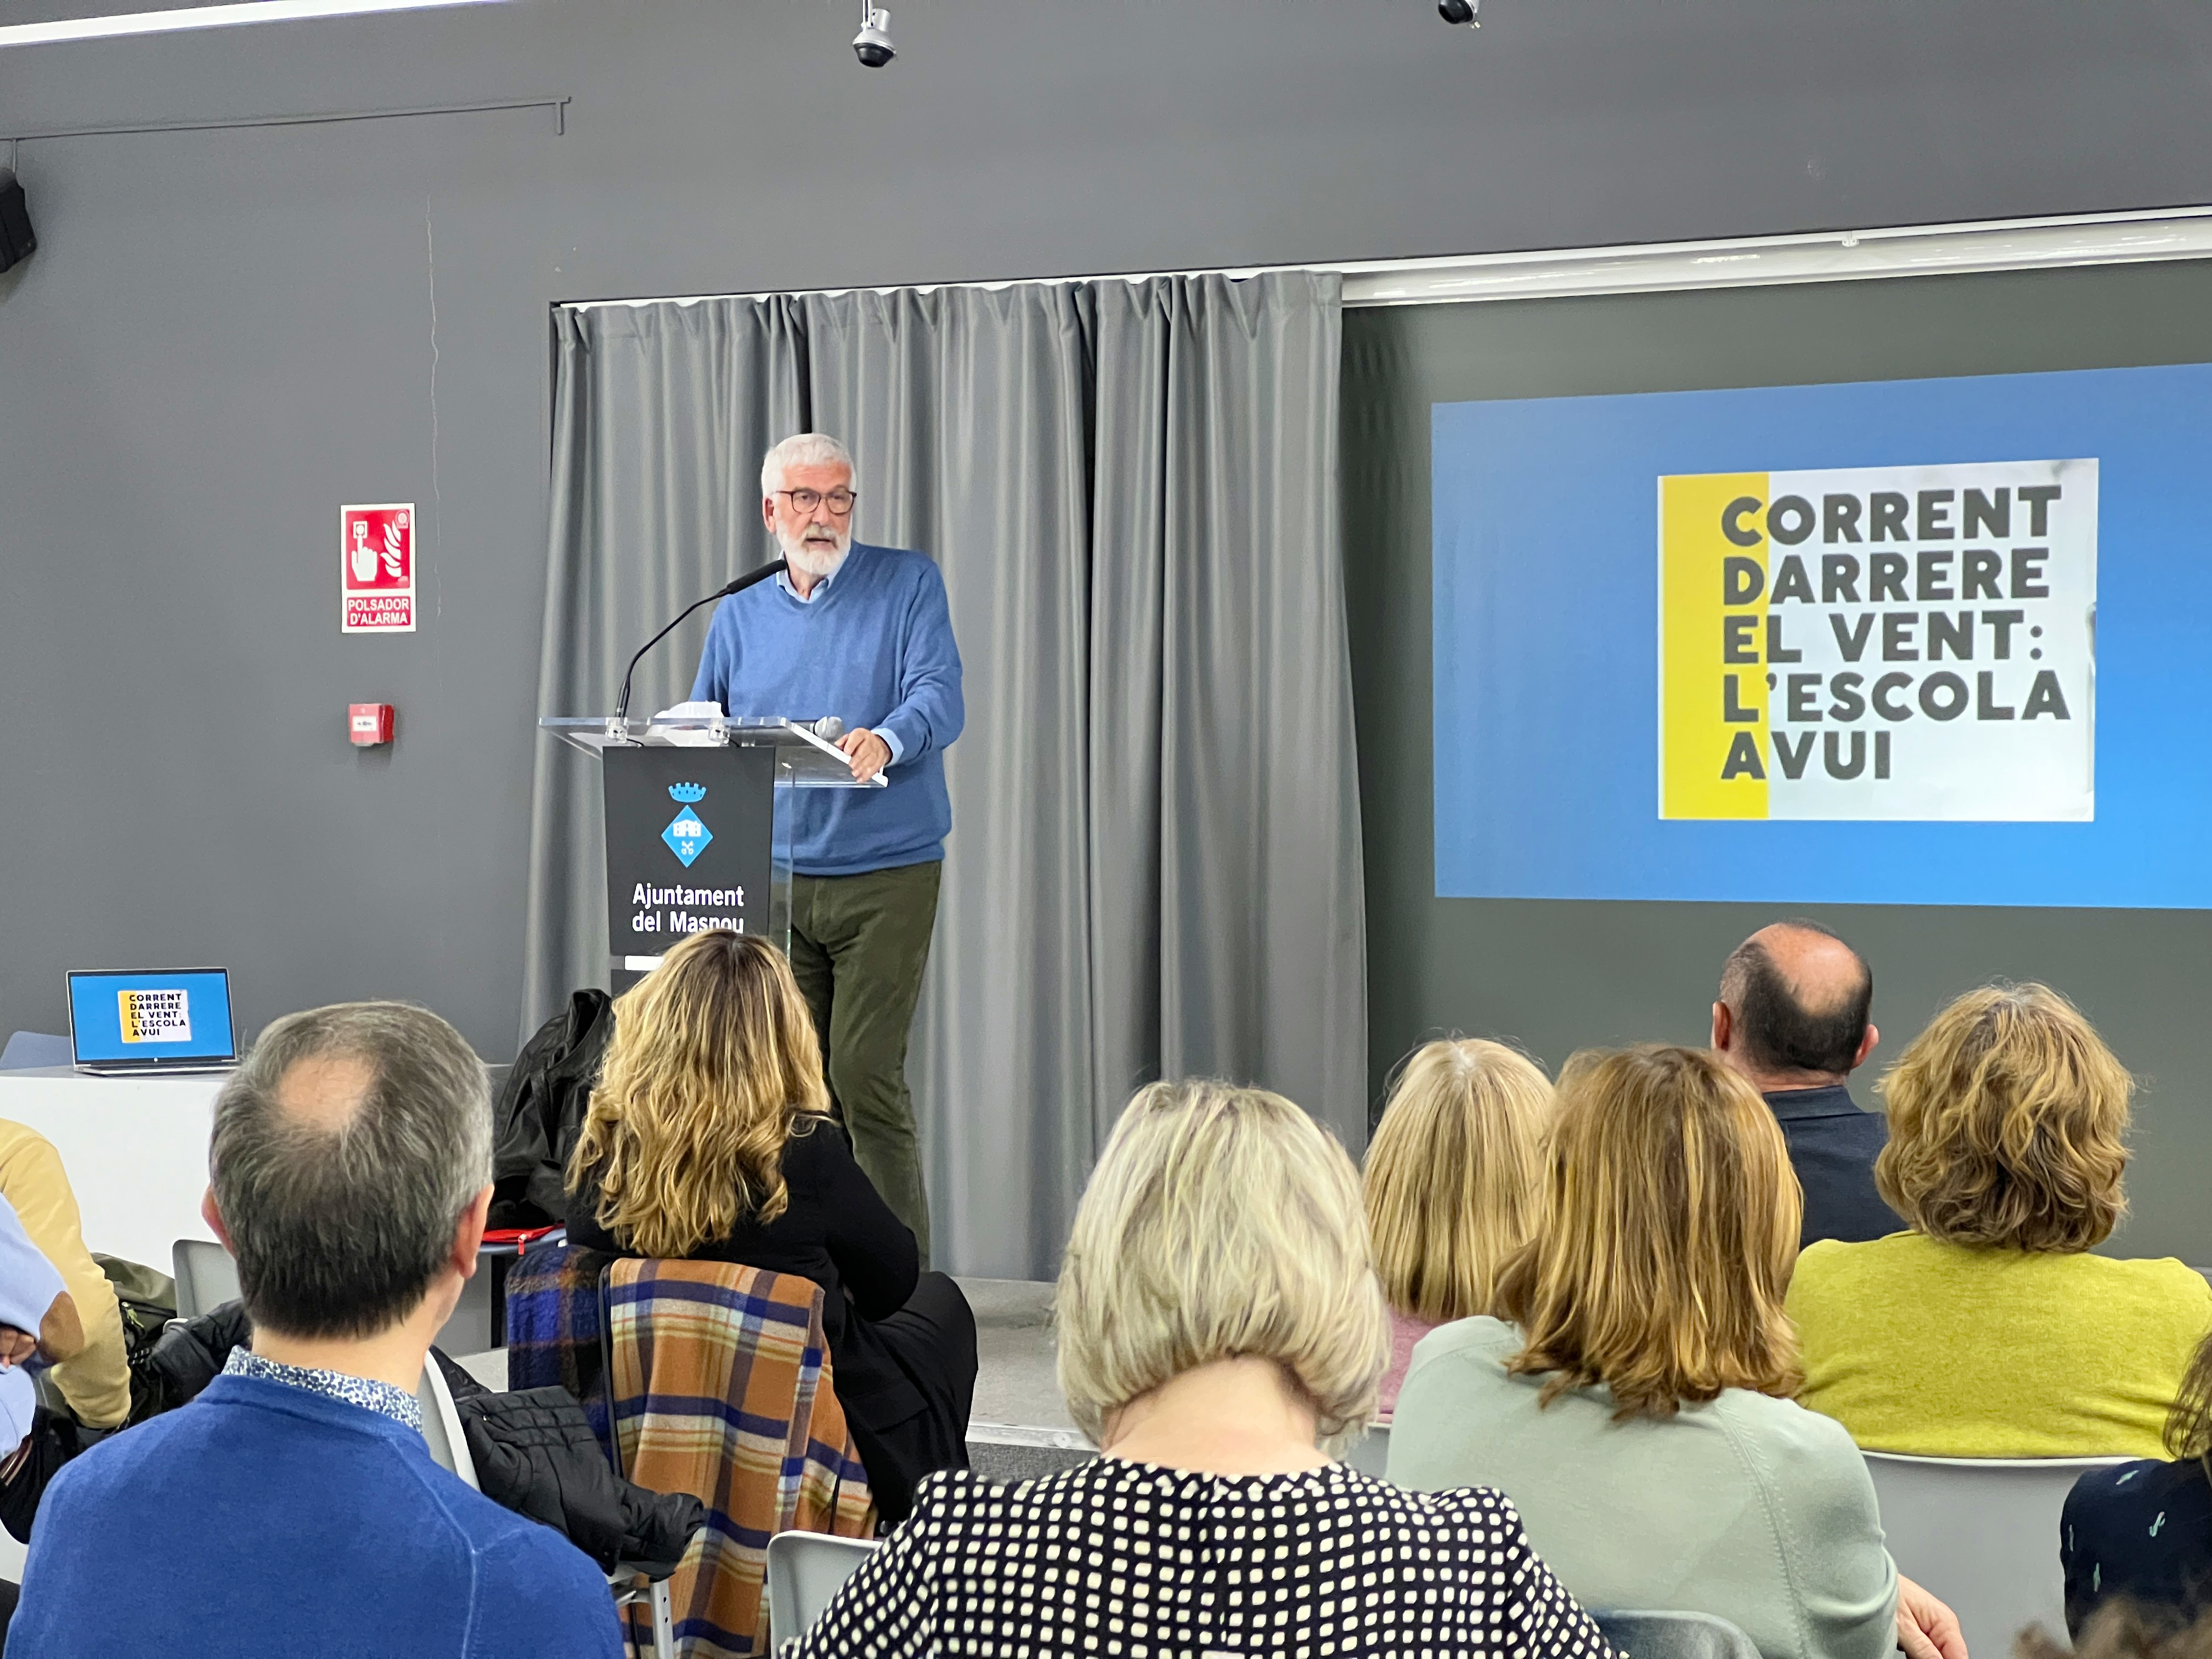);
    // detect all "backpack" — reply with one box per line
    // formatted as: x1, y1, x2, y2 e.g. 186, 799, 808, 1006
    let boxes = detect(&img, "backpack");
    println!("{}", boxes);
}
93, 1253, 179, 1428
490, 989, 615, 1229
